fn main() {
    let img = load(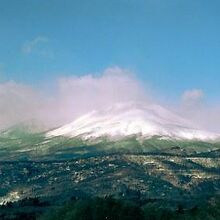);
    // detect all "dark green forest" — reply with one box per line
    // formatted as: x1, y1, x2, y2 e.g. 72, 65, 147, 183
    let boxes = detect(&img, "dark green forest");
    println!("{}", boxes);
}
40, 197, 220, 220
1, 196, 220, 220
